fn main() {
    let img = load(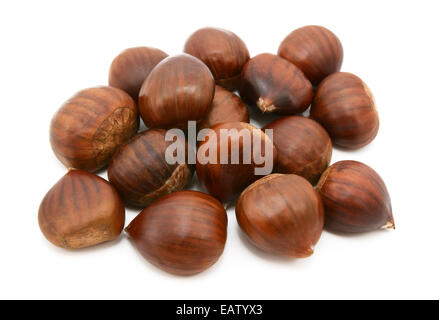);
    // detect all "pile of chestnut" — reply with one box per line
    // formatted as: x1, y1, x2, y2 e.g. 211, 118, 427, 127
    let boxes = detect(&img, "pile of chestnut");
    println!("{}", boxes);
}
39, 26, 394, 276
